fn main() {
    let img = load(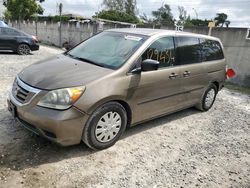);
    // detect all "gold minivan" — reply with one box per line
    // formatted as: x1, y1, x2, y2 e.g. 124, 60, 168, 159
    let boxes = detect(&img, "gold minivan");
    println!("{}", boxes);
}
7, 29, 227, 150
